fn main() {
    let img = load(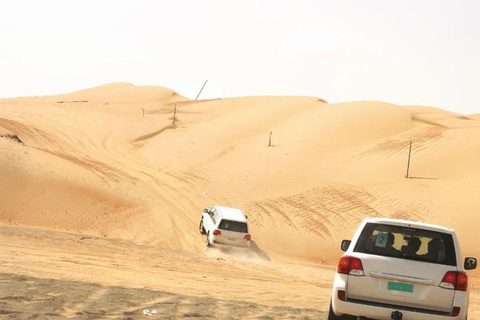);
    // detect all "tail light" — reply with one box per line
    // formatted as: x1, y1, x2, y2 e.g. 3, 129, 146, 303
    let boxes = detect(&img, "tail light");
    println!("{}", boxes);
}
244, 234, 251, 240
212, 229, 221, 236
337, 256, 364, 276
440, 271, 468, 291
